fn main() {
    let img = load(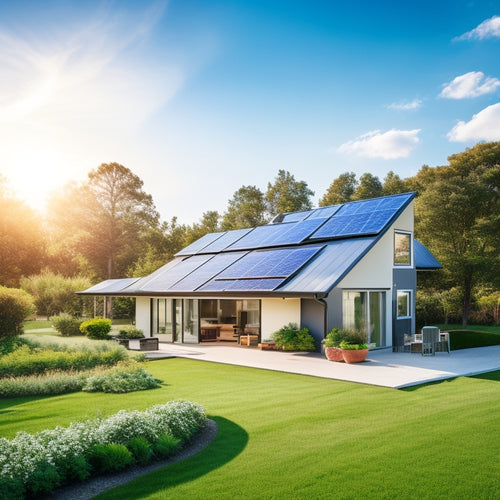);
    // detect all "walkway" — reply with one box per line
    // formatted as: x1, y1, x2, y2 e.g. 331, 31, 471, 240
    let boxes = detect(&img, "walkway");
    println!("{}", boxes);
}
146, 343, 500, 388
